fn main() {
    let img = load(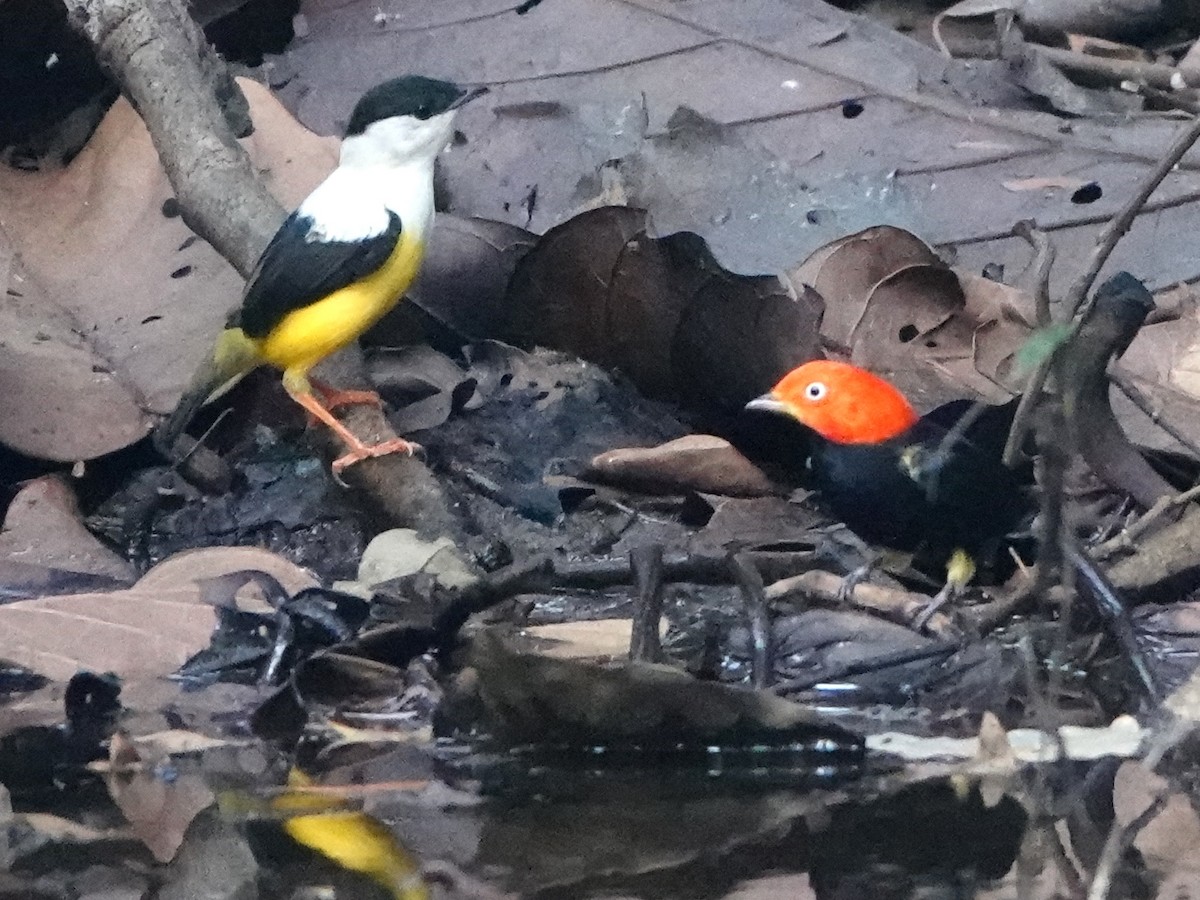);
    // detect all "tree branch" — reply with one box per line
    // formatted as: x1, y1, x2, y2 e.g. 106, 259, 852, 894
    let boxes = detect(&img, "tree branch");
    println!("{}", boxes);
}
62, 0, 278, 275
